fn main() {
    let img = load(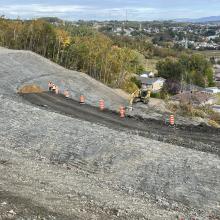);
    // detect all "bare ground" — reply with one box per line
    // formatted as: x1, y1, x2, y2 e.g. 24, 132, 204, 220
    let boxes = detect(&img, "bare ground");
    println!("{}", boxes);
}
0, 48, 220, 219
22, 92, 220, 156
